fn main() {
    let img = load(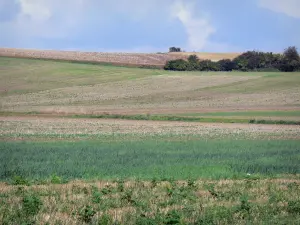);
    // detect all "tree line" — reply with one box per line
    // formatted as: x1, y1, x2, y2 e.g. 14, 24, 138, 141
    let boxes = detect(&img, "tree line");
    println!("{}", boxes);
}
164, 46, 300, 72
